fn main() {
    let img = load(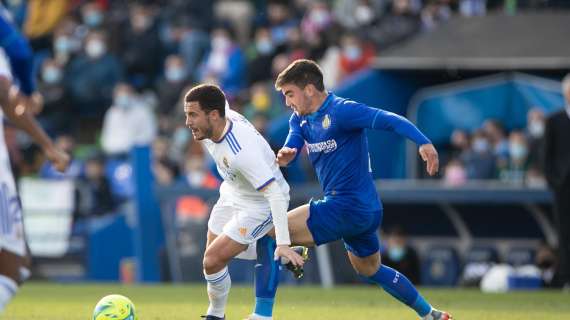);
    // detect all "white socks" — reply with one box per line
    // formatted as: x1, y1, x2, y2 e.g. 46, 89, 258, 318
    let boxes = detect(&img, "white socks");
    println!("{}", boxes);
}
204, 267, 231, 318
0, 274, 18, 314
